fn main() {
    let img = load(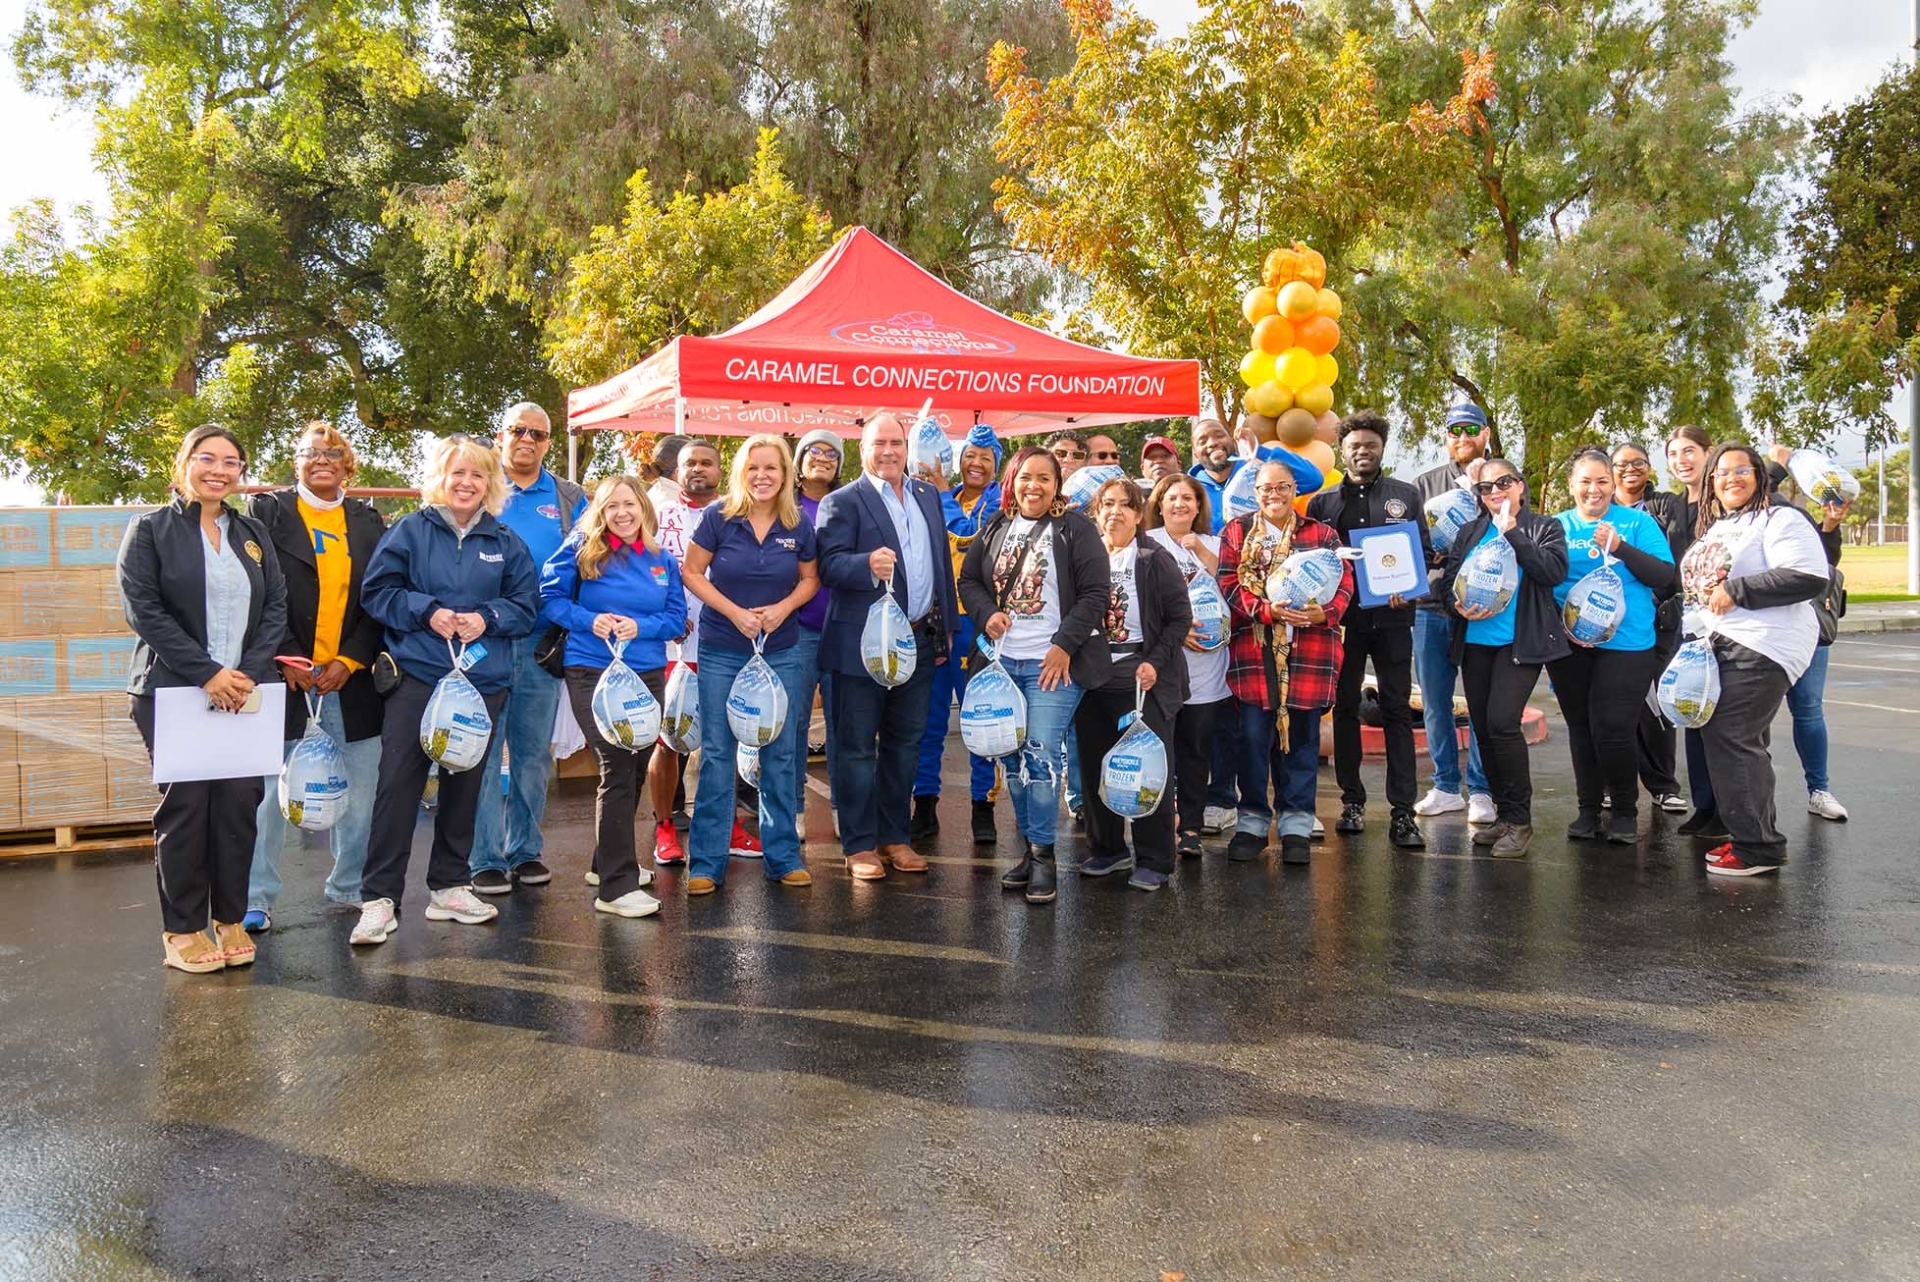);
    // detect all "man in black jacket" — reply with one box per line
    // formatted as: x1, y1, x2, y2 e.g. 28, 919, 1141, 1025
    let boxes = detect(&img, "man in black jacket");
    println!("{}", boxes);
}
1308, 411, 1428, 850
